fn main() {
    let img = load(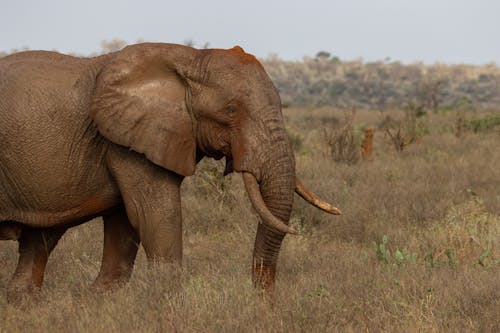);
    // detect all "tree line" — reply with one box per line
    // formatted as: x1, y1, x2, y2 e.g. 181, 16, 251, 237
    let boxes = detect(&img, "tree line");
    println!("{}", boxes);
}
2, 42, 499, 111
262, 53, 500, 111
